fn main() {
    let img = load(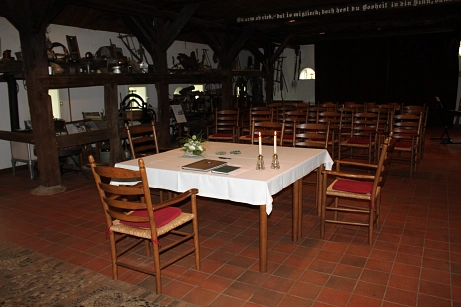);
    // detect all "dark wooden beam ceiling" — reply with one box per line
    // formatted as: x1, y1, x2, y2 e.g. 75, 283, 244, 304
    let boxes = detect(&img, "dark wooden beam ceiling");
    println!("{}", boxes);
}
2, 0, 459, 48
